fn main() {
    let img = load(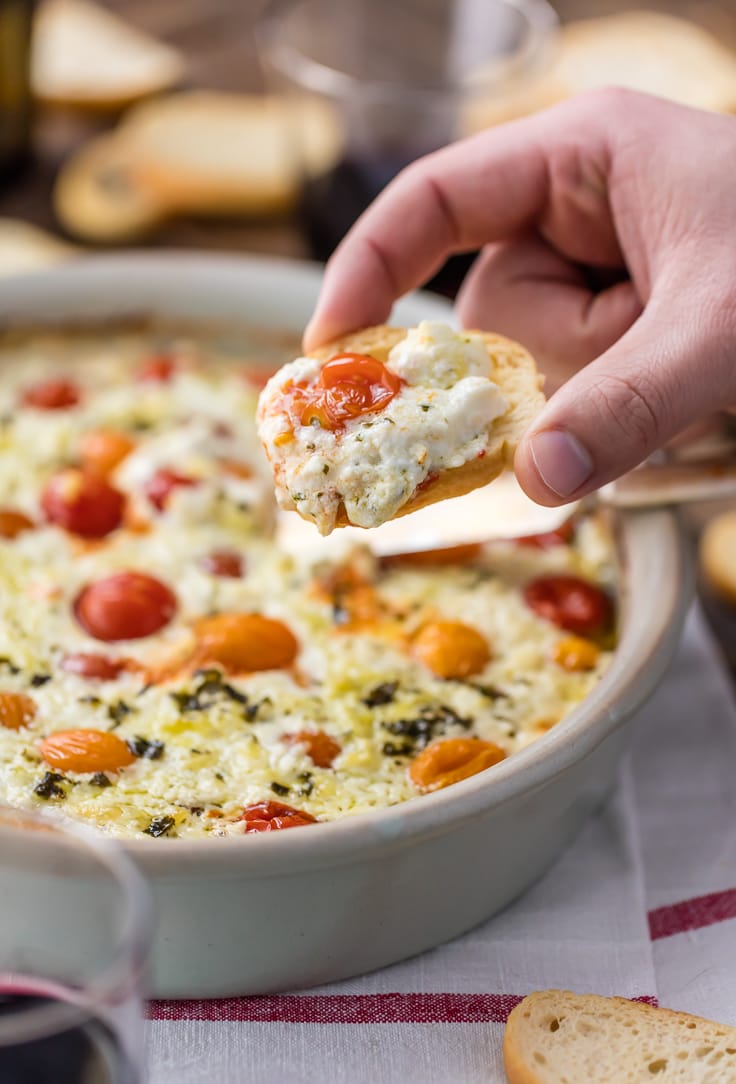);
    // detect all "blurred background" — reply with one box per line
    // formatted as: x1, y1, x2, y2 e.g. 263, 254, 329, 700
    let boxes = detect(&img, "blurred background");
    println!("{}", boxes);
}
2, 0, 736, 670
